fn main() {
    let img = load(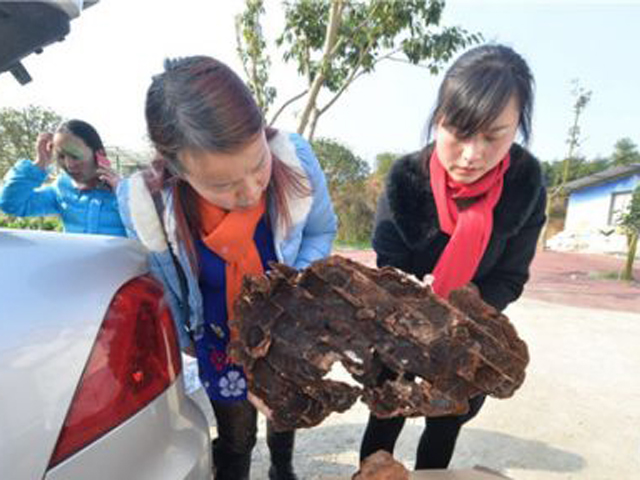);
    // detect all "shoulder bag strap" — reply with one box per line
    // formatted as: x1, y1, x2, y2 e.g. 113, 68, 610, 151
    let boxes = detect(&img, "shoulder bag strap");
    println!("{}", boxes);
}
150, 189, 194, 343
